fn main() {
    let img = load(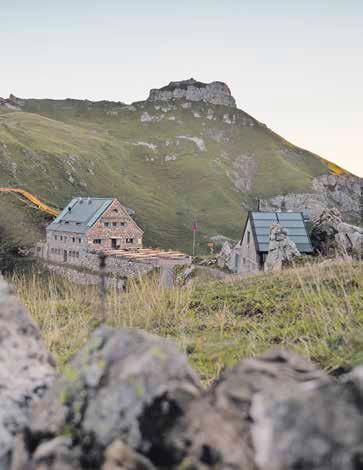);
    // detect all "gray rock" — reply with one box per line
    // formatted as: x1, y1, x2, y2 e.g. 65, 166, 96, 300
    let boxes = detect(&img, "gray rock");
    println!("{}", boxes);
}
264, 223, 300, 272
14, 327, 201, 469
102, 440, 156, 470
261, 174, 362, 224
169, 349, 327, 469
311, 208, 362, 256
148, 78, 236, 108
0, 276, 55, 469
250, 373, 363, 470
